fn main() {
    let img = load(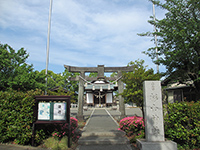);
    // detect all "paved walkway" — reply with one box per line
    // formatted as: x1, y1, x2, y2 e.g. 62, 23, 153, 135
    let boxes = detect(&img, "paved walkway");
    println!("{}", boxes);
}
76, 108, 133, 150
70, 107, 143, 121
